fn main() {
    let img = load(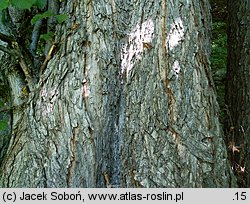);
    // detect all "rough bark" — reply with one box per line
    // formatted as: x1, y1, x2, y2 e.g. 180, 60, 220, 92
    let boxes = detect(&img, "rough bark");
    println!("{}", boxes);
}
0, 10, 26, 168
0, 0, 236, 187
226, 0, 250, 187
0, 66, 11, 165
